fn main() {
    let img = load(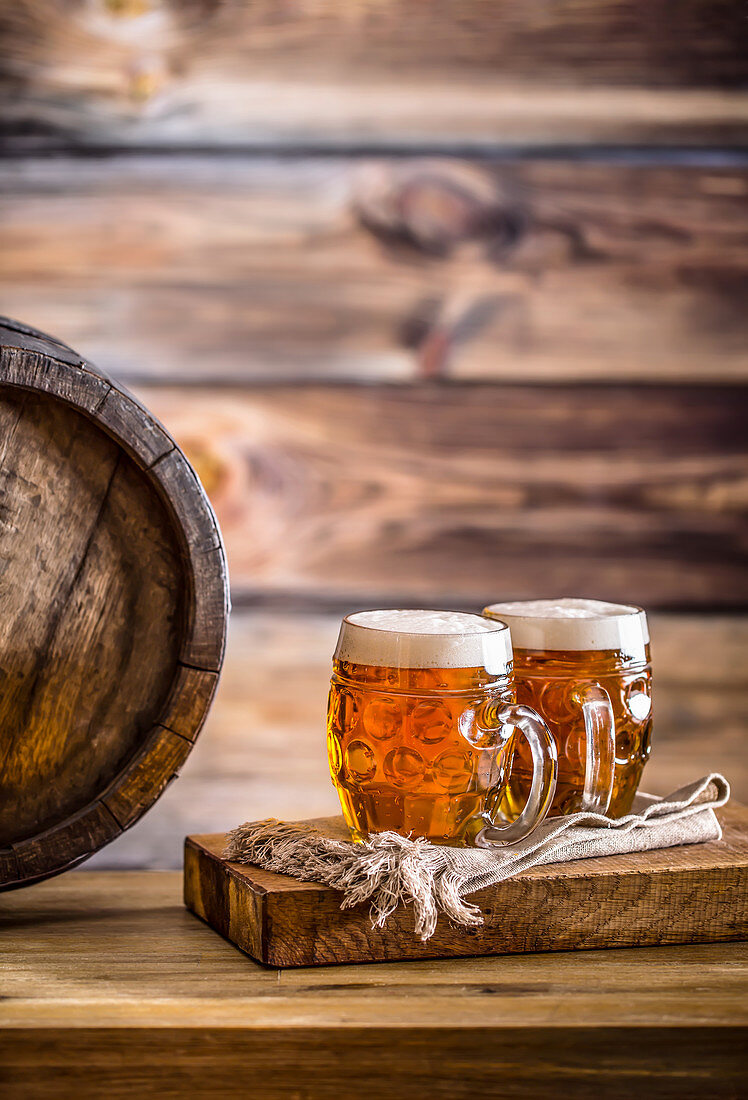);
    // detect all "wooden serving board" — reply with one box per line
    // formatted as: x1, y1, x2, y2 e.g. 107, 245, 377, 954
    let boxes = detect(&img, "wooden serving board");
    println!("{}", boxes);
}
184, 806, 748, 967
